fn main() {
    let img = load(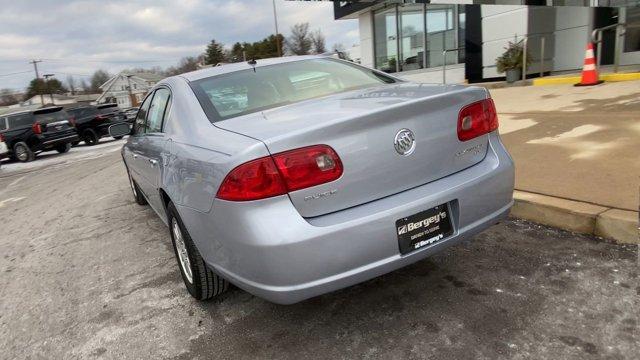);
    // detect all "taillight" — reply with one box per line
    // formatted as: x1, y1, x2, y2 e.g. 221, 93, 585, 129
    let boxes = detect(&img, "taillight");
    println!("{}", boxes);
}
69, 116, 76, 127
216, 145, 343, 201
32, 122, 42, 135
272, 145, 343, 192
216, 157, 287, 201
0, 133, 4, 142
457, 98, 498, 141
